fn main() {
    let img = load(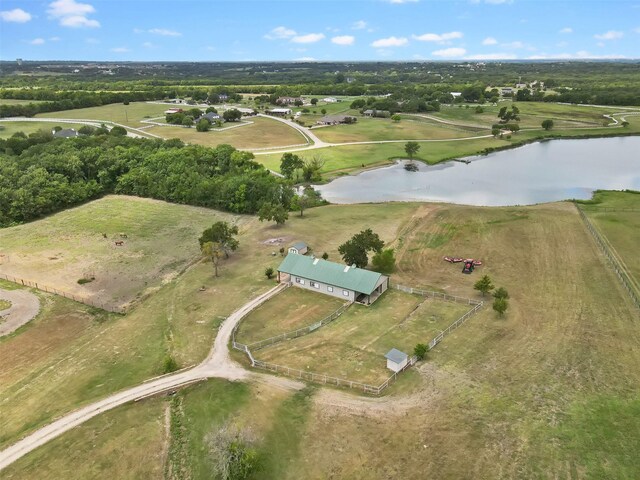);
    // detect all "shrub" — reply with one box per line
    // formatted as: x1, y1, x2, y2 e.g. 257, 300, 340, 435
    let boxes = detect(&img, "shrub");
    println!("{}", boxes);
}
265, 267, 274, 279
162, 355, 179, 373
414, 343, 428, 360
